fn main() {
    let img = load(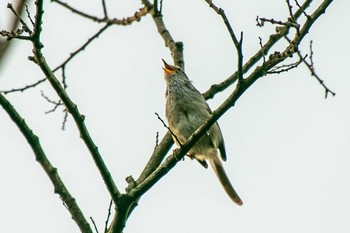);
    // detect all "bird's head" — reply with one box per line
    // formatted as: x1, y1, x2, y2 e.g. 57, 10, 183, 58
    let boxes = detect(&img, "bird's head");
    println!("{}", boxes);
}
162, 59, 186, 80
